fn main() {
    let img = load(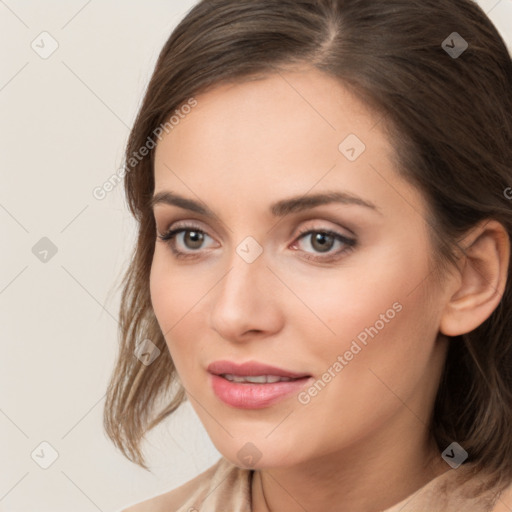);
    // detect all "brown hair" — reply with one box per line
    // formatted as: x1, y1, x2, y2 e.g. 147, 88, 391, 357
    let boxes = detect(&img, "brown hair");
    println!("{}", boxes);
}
103, 0, 512, 492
